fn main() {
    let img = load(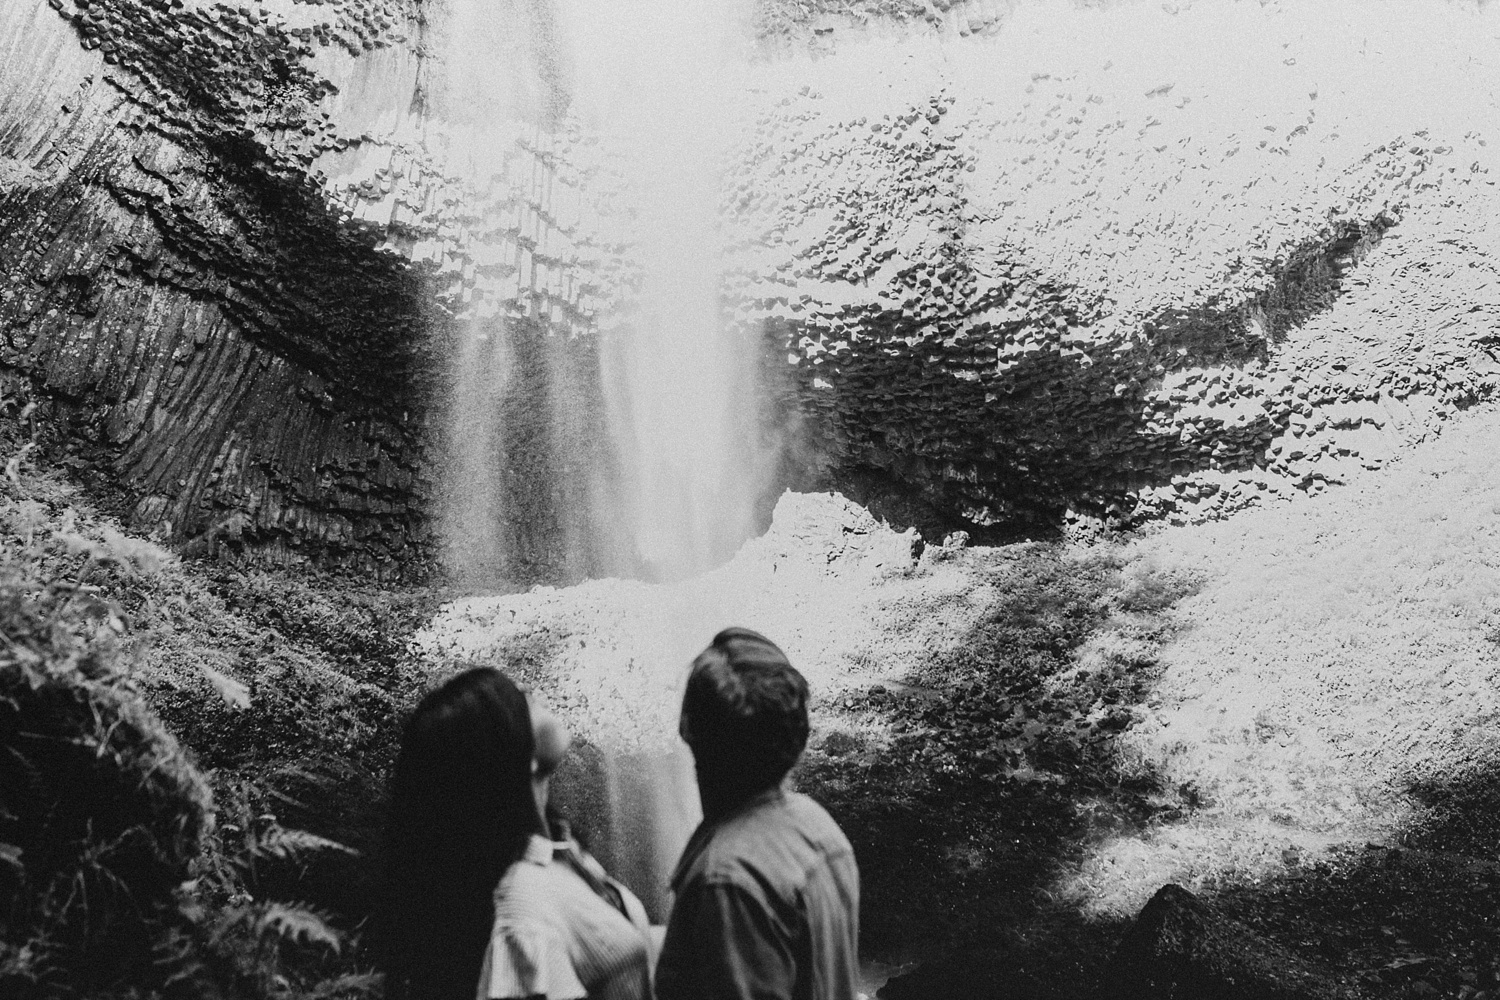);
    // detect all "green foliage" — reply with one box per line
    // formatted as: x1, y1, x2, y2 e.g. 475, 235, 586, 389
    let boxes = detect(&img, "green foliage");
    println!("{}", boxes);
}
0, 410, 435, 940
0, 533, 208, 996
160, 767, 382, 1000
0, 424, 402, 999
173, 809, 369, 1000
798, 541, 1203, 985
